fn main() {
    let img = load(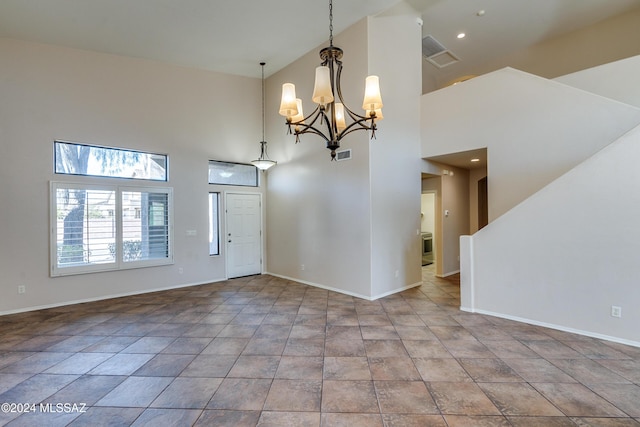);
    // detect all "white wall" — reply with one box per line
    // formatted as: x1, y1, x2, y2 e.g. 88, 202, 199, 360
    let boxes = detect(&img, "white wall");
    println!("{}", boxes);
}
264, 21, 374, 298
555, 55, 640, 108
464, 124, 640, 345
455, 56, 640, 345
0, 38, 264, 313
368, 4, 423, 298
421, 67, 640, 222
440, 165, 469, 276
